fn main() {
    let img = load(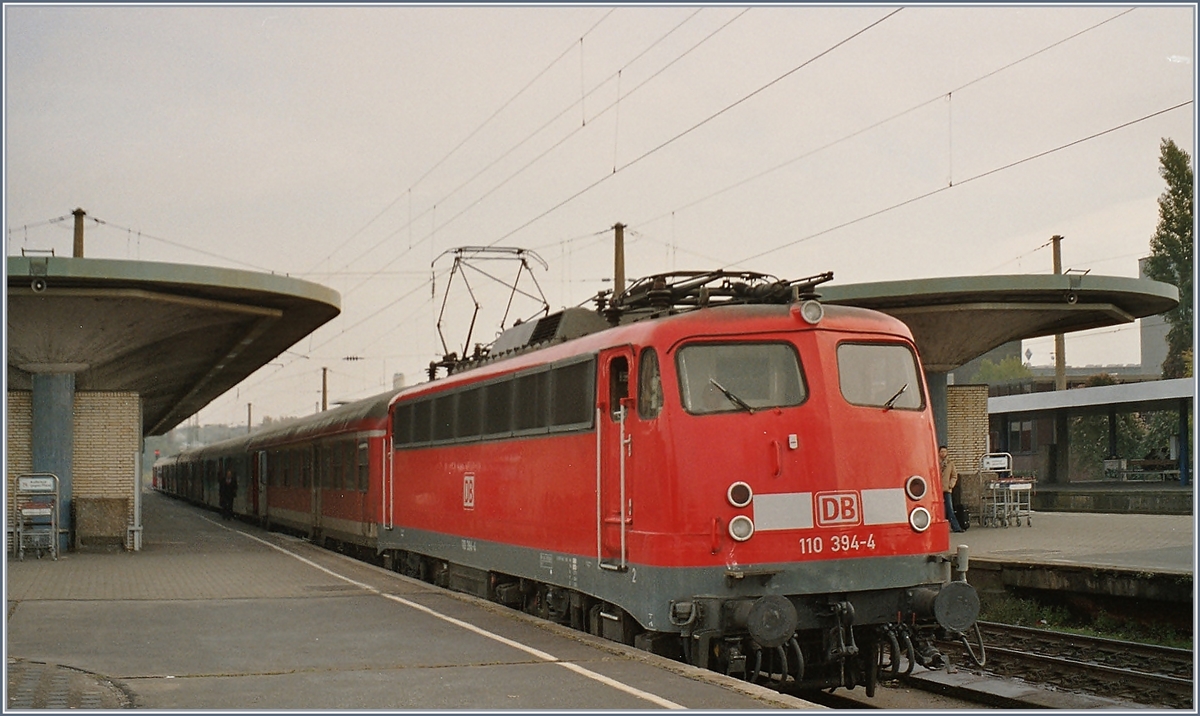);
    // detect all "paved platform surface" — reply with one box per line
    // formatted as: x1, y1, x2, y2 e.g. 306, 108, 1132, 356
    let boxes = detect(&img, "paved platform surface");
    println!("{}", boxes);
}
950, 509, 1195, 574
6, 491, 816, 710
7, 493, 1193, 709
